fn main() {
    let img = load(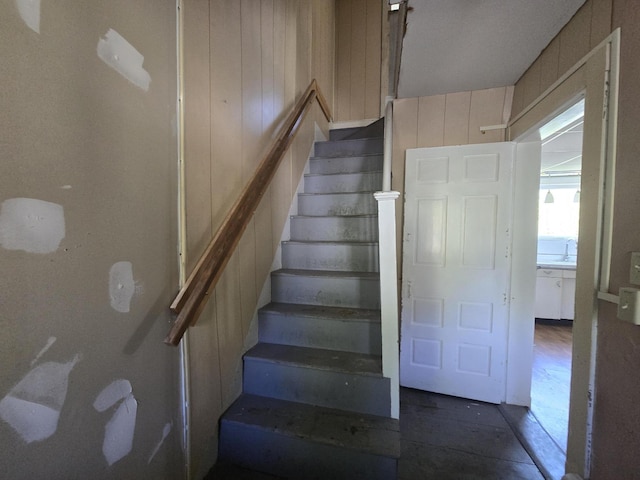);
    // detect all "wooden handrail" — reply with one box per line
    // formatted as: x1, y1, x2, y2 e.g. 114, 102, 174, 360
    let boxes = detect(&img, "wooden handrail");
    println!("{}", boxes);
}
165, 79, 332, 345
